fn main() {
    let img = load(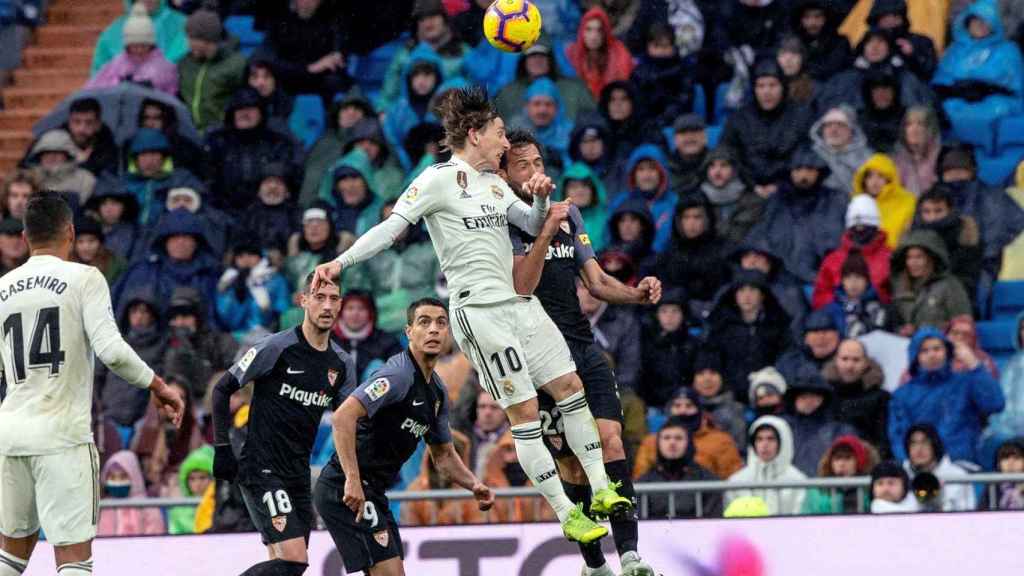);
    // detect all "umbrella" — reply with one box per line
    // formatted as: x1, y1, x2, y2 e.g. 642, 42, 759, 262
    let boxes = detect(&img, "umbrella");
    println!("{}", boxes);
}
33, 84, 202, 146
